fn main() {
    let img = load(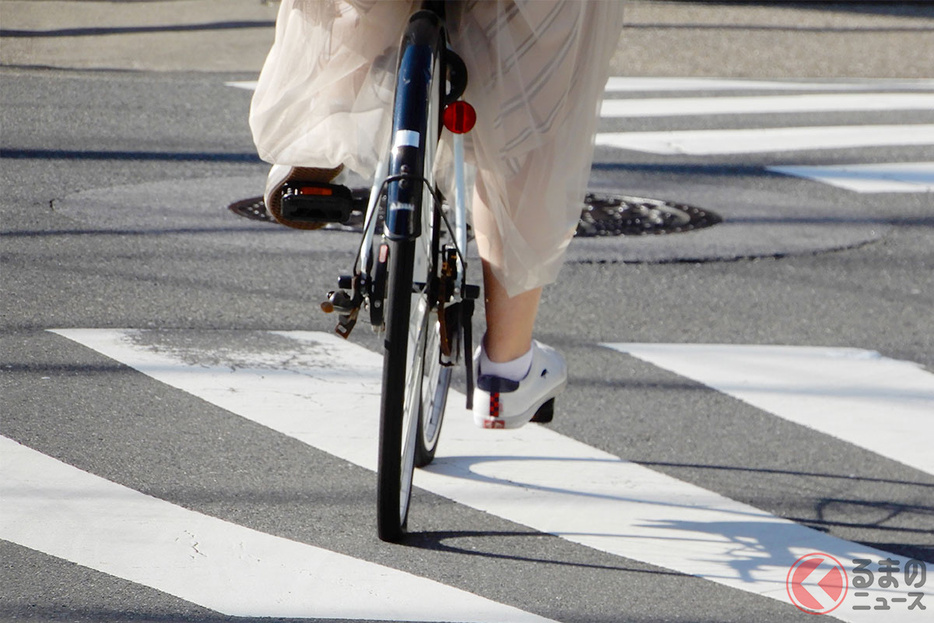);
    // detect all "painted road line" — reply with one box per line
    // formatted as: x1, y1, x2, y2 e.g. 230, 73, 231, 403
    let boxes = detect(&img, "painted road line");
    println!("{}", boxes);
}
51, 329, 927, 620
226, 80, 258, 91
595, 124, 934, 155
768, 162, 934, 193
603, 77, 934, 93
0, 435, 555, 623
603, 344, 934, 477
600, 93, 934, 118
